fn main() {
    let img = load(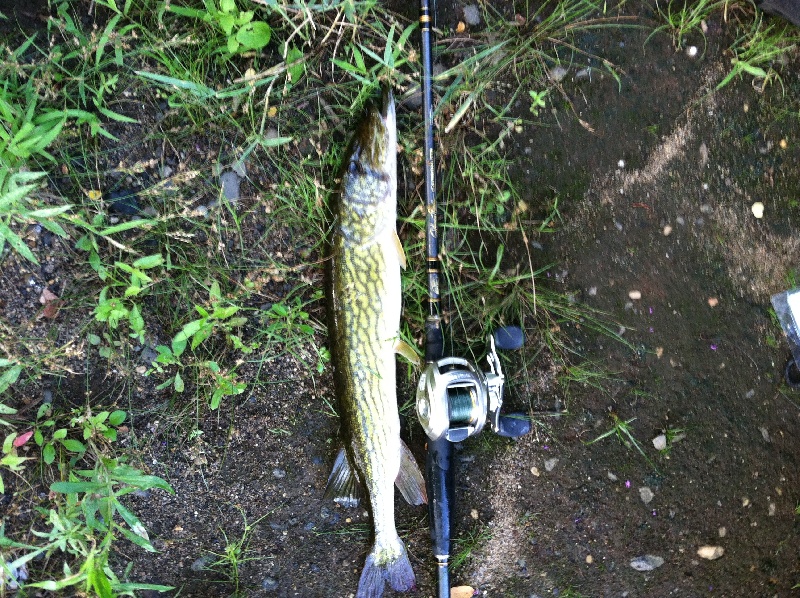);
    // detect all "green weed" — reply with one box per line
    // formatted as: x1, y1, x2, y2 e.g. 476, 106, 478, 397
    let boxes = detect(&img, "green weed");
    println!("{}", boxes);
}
586, 411, 657, 470
649, 0, 724, 51
0, 457, 173, 595
451, 524, 492, 572
202, 507, 268, 596
717, 12, 799, 91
